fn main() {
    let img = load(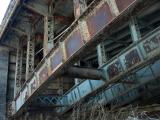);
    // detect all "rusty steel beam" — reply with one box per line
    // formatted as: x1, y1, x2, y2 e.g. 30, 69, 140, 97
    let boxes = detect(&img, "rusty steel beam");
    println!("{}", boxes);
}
65, 67, 105, 80
73, 0, 87, 19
